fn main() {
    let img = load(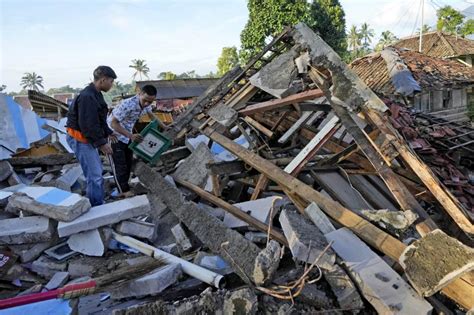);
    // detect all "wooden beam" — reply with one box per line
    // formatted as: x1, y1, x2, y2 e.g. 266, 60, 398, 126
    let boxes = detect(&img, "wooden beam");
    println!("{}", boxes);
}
278, 111, 313, 144
175, 178, 288, 246
250, 174, 269, 200
202, 127, 473, 309
239, 89, 324, 116
243, 116, 274, 138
